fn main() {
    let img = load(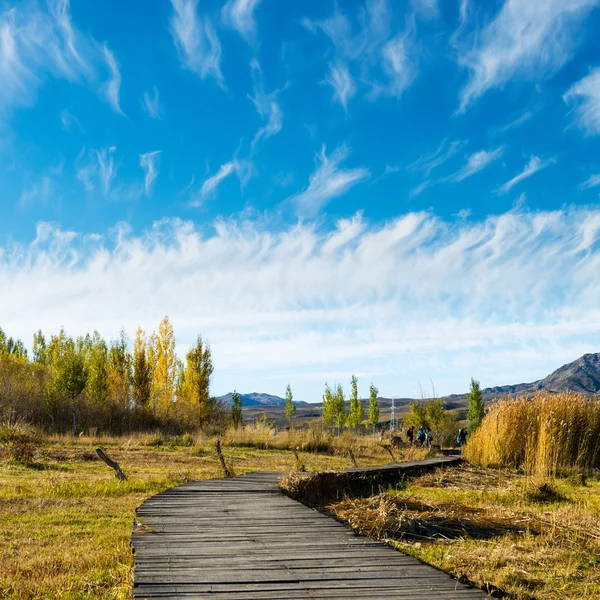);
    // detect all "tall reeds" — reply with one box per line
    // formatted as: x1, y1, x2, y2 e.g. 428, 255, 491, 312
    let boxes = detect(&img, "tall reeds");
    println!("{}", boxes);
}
464, 392, 600, 479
